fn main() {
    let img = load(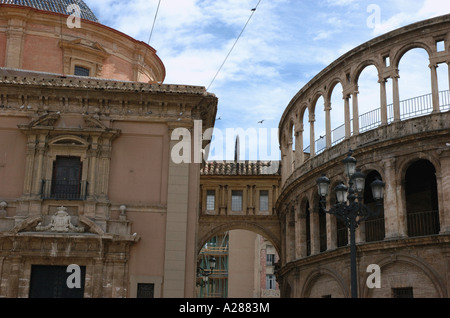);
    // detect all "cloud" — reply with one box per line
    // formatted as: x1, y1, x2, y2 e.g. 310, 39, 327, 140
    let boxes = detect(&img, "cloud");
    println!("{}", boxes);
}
83, 0, 450, 160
